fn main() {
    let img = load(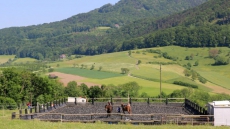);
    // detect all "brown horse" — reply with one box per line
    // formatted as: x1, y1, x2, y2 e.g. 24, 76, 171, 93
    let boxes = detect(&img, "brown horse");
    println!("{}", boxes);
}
121, 103, 131, 114
105, 104, 113, 117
